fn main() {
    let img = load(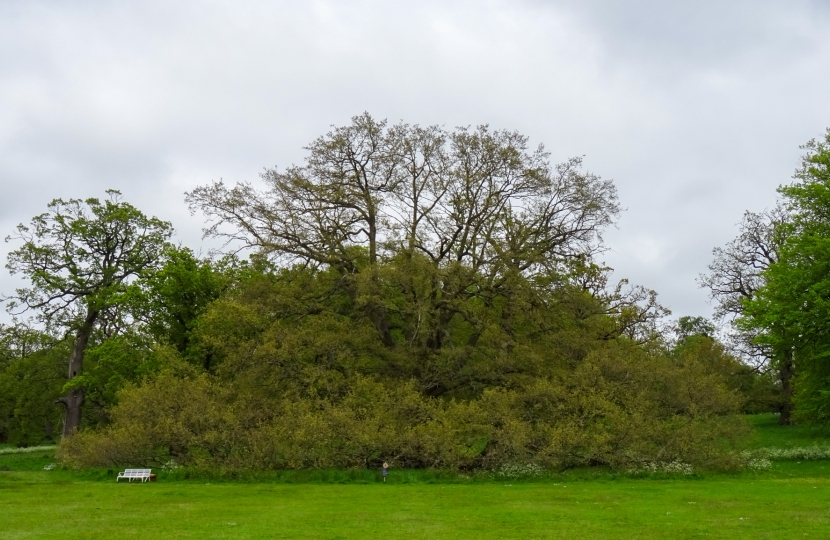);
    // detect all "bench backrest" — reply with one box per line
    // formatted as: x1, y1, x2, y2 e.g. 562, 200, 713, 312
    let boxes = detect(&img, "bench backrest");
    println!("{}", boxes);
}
122, 469, 151, 475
